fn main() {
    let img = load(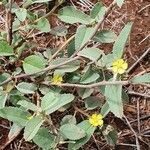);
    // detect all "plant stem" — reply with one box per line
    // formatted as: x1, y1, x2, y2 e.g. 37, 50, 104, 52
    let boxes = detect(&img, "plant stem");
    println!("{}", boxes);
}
45, 80, 129, 88
0, 56, 79, 86
5, 0, 13, 45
